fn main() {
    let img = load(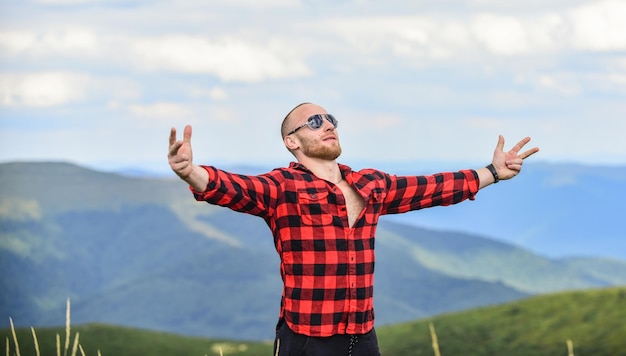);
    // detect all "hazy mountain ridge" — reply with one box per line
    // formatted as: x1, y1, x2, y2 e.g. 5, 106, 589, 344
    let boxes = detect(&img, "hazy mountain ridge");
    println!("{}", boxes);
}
113, 160, 626, 259
376, 222, 625, 294
387, 161, 626, 259
1, 161, 625, 340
